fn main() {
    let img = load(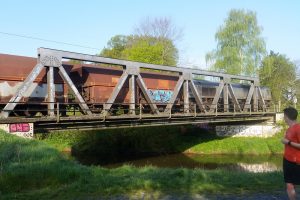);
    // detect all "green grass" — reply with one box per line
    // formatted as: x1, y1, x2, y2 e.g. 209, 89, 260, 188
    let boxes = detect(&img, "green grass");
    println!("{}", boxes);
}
36, 124, 285, 159
186, 130, 284, 155
0, 129, 285, 199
